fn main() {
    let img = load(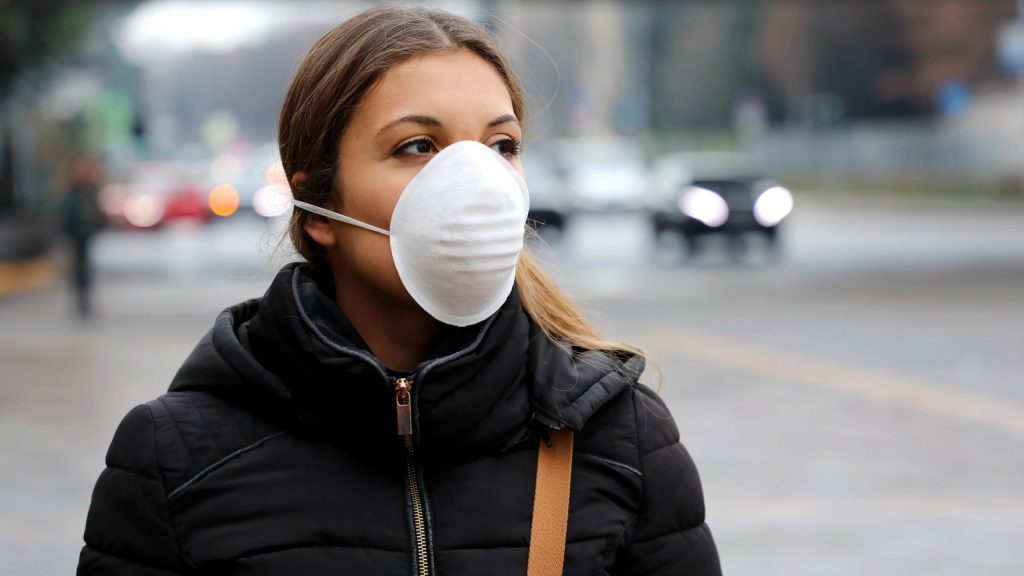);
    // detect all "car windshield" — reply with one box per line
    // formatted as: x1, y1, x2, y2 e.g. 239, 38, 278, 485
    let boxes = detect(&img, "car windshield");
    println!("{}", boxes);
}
693, 179, 754, 190
690, 179, 760, 203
